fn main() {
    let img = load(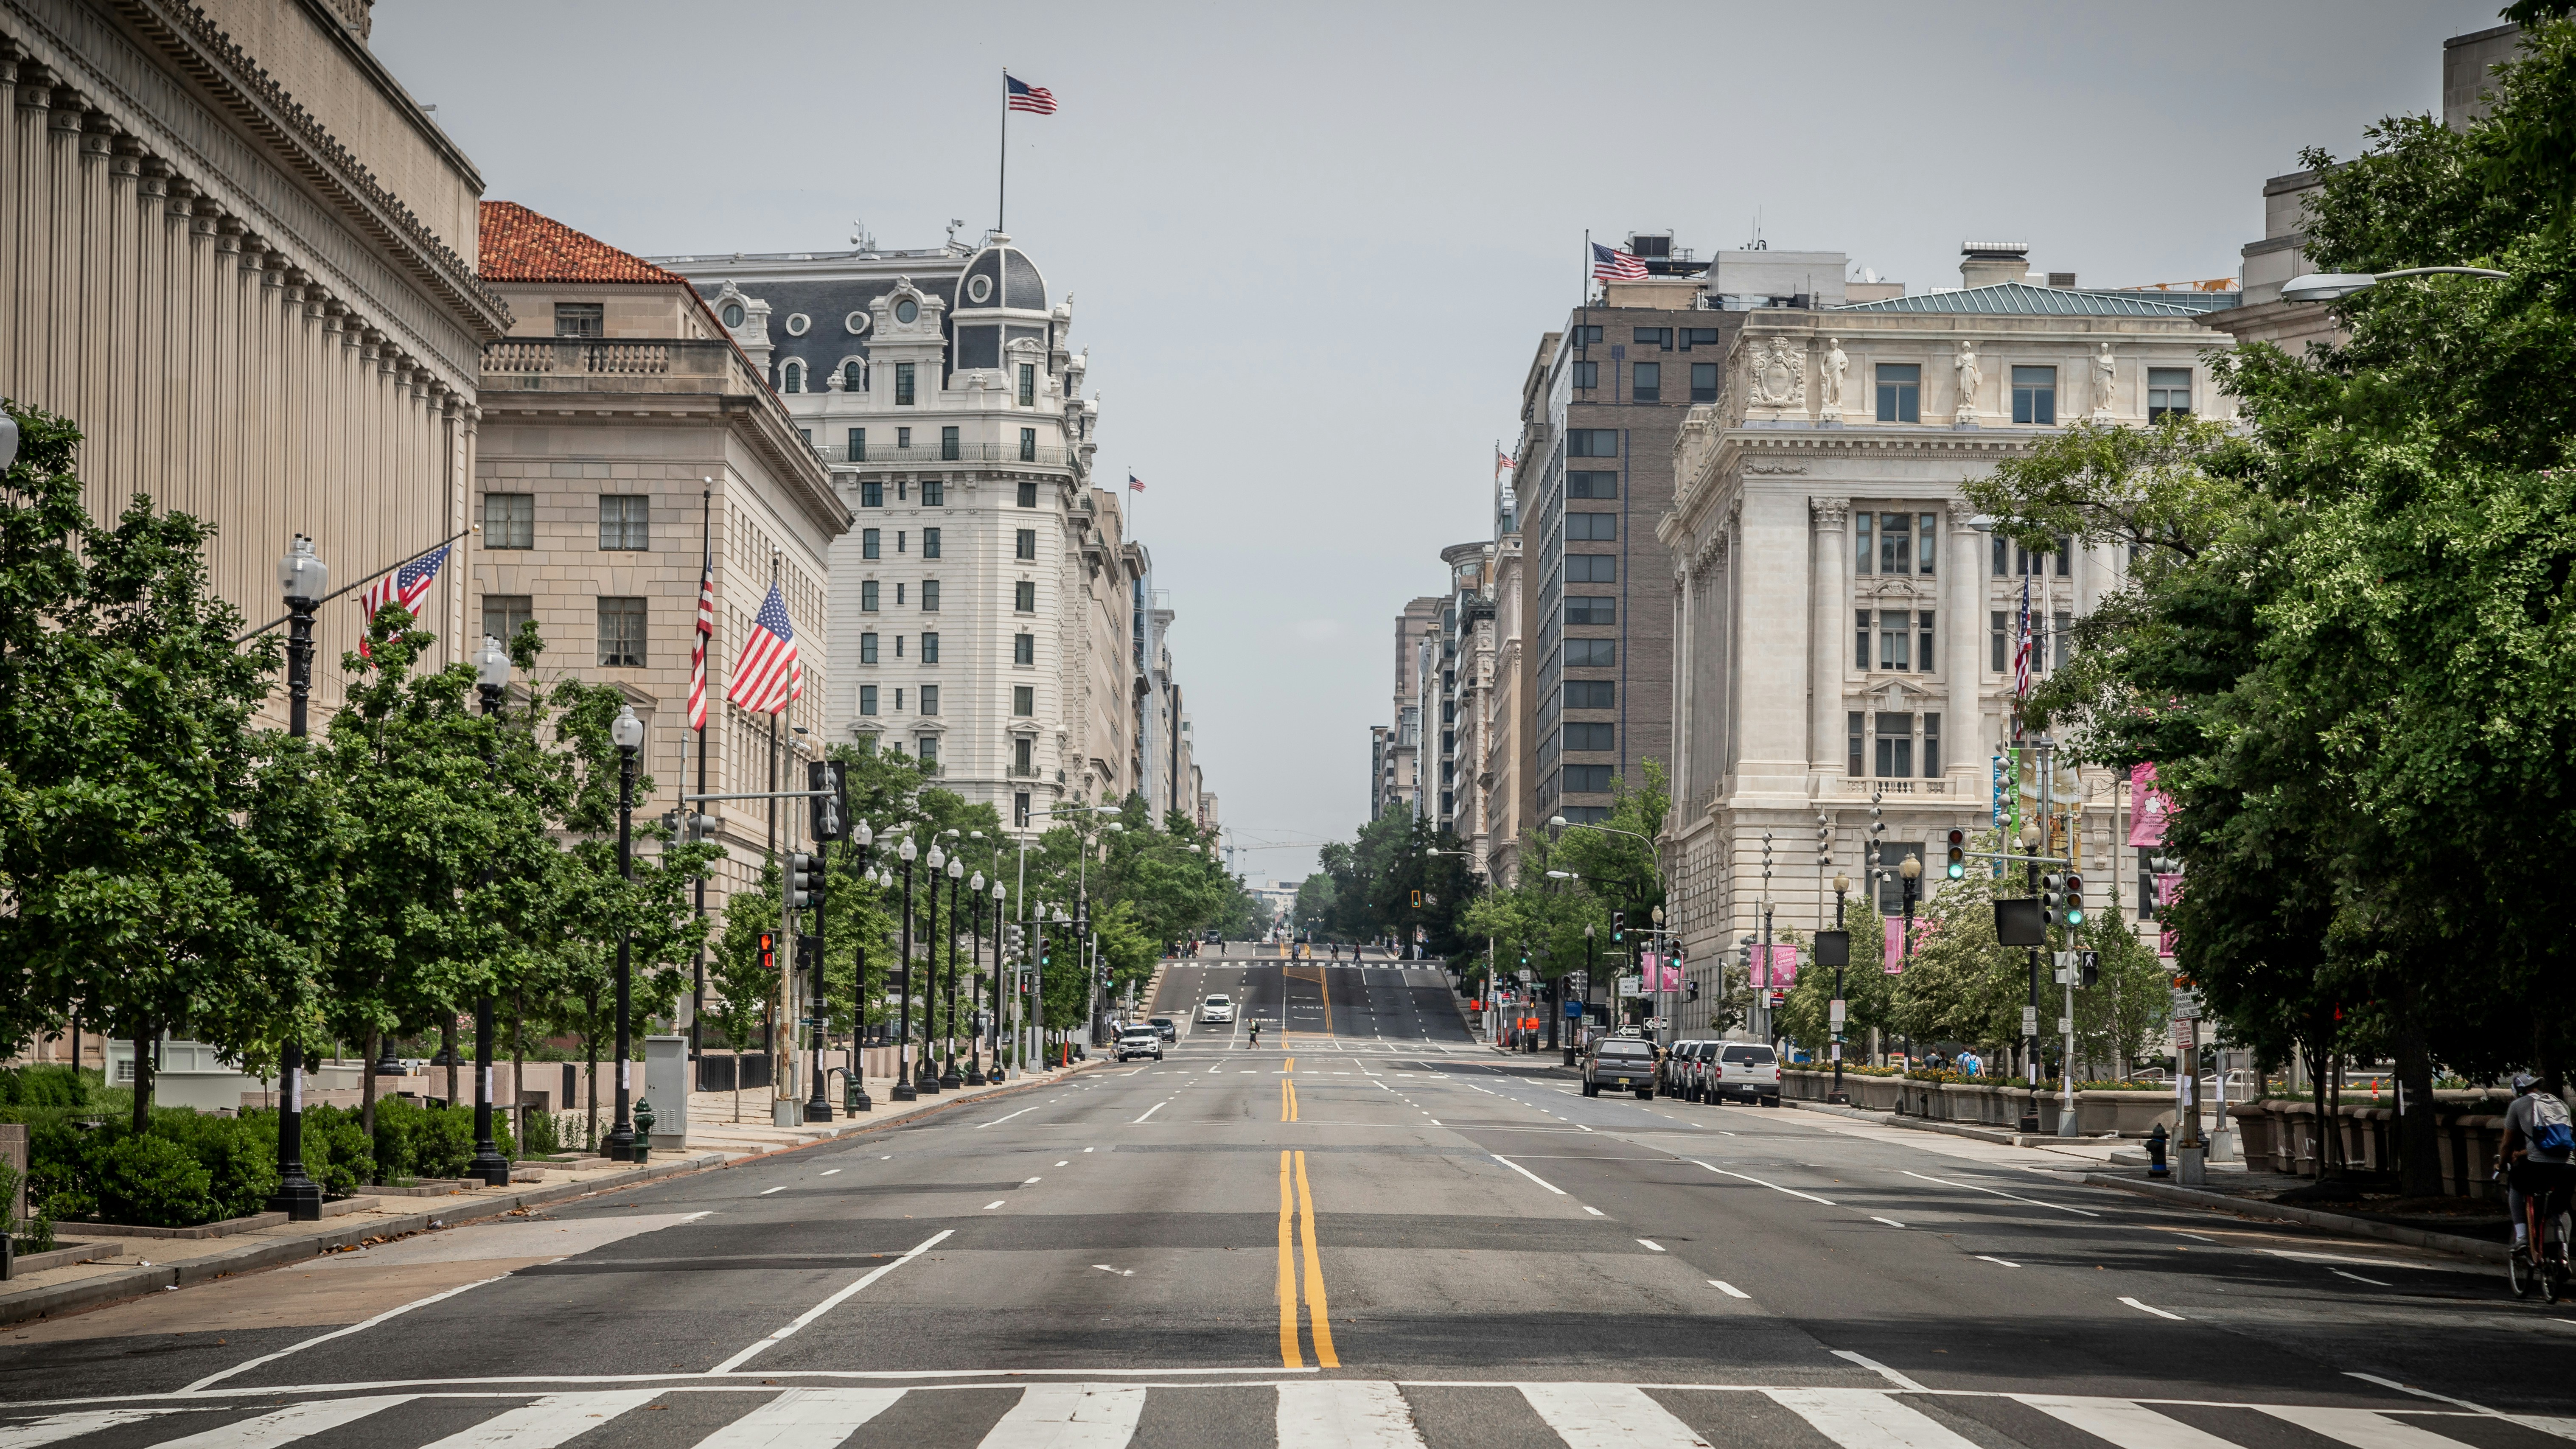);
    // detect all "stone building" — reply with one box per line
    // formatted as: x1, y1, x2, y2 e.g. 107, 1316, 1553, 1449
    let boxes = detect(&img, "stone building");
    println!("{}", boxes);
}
1656, 243, 2240, 1040
1382, 596, 1441, 821
1435, 540, 1497, 864
1480, 532, 1530, 886
471, 201, 846, 905
2, 0, 505, 709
